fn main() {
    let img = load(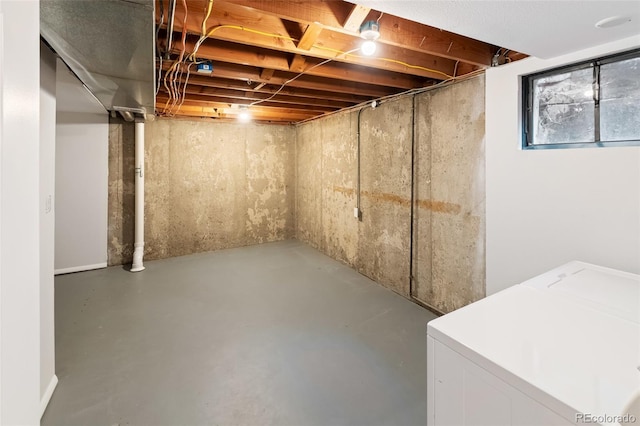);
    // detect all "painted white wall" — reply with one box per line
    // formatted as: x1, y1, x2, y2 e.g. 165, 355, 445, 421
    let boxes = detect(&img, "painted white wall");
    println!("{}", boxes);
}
486, 35, 640, 295
39, 40, 58, 416
55, 60, 108, 274
0, 0, 41, 424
